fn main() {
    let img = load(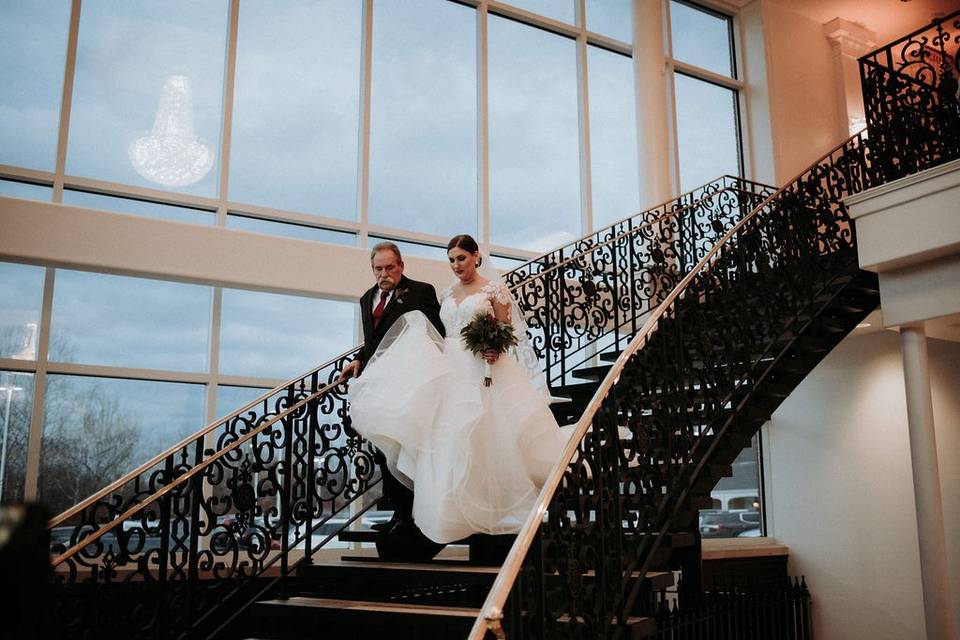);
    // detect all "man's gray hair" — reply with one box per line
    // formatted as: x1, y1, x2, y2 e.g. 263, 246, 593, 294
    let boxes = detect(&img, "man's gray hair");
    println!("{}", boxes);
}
370, 241, 403, 264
